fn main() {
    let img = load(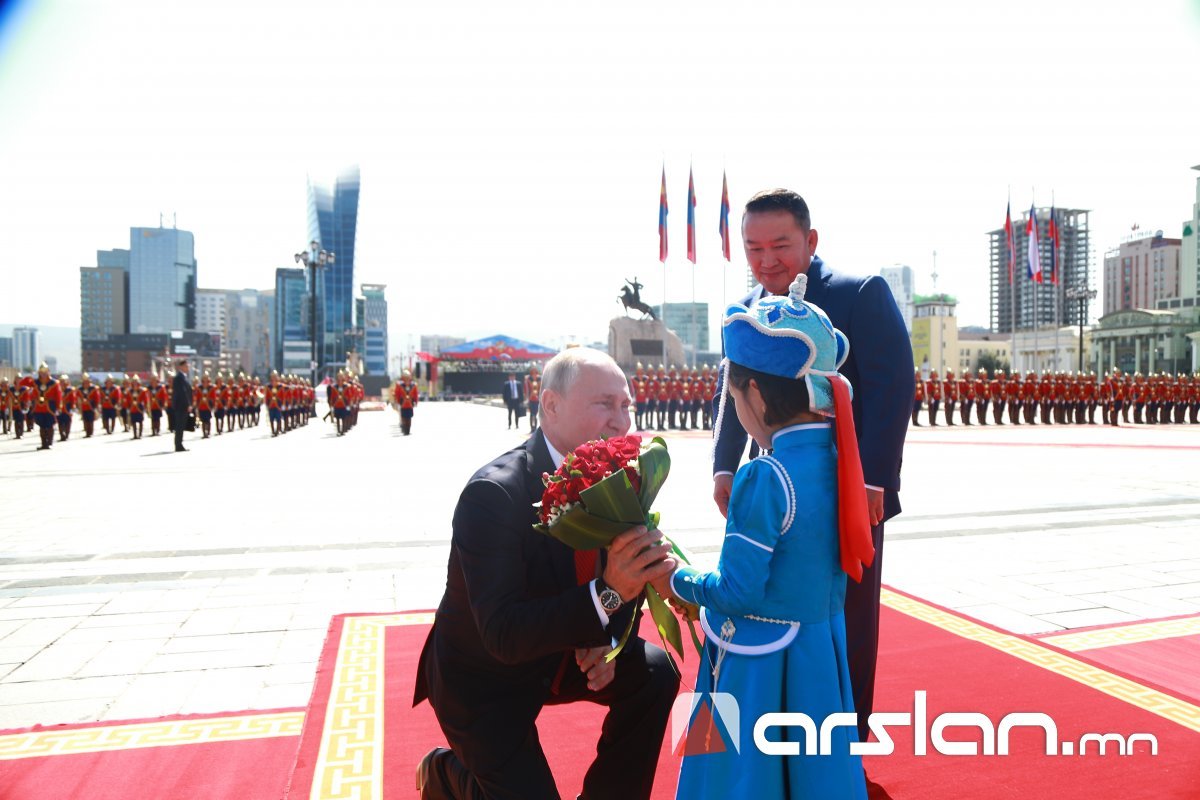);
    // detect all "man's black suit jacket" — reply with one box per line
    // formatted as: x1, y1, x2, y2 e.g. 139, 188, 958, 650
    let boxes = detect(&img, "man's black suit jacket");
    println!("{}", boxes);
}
171, 370, 192, 424
413, 431, 638, 760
